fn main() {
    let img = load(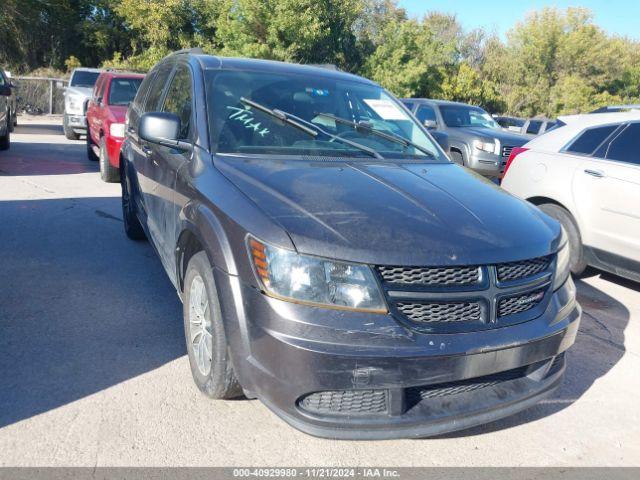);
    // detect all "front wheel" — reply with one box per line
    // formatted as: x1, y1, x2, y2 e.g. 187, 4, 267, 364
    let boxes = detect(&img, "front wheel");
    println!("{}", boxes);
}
539, 203, 587, 275
86, 132, 98, 161
450, 150, 465, 166
63, 119, 81, 141
99, 137, 120, 183
120, 160, 146, 240
183, 251, 242, 399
